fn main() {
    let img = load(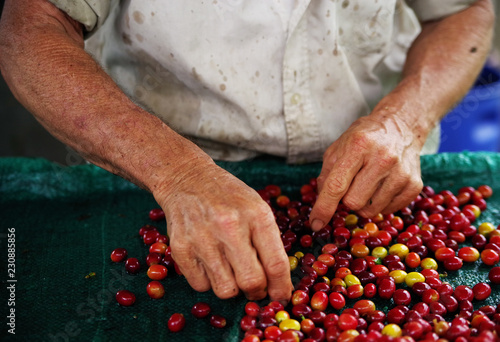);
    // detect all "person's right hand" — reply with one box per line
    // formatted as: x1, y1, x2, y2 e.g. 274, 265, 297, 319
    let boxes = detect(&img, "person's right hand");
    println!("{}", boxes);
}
153, 160, 293, 304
